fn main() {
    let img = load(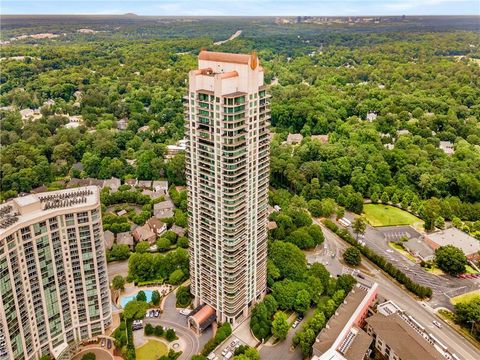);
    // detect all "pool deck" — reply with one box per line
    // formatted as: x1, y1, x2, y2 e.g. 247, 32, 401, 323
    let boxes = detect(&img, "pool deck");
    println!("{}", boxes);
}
117, 283, 174, 308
